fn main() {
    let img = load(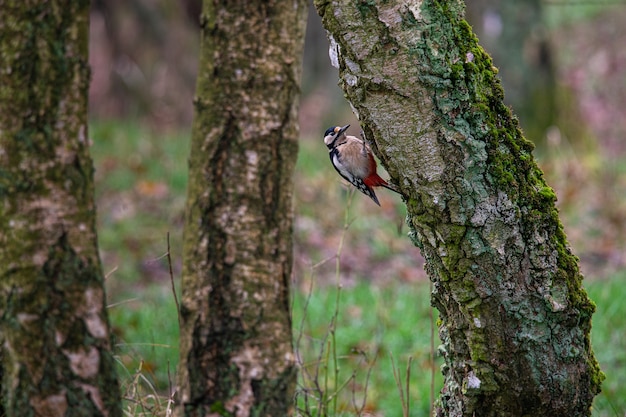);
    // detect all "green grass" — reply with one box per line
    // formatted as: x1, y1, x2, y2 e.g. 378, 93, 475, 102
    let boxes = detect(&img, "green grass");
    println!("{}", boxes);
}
293, 279, 442, 416
109, 284, 180, 393
293, 274, 626, 416
587, 274, 626, 416
91, 121, 626, 416
90, 120, 188, 293
91, 120, 185, 412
